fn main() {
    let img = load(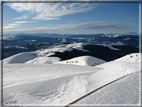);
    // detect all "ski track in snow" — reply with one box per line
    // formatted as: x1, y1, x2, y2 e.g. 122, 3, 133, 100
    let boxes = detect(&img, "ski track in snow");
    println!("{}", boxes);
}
74, 71, 141, 105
